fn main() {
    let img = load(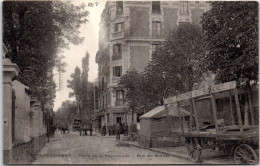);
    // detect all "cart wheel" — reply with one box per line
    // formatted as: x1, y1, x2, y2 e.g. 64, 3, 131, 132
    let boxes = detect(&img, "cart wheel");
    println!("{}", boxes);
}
185, 138, 202, 163
234, 144, 258, 164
